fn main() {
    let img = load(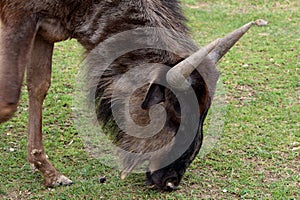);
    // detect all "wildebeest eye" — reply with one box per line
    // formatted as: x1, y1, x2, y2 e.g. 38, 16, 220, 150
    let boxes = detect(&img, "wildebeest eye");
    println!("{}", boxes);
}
173, 100, 181, 114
